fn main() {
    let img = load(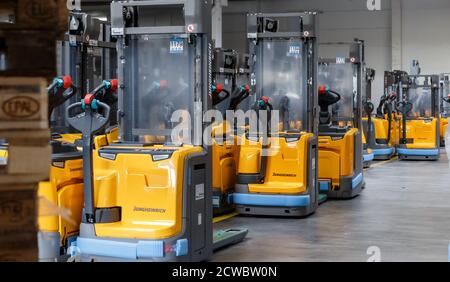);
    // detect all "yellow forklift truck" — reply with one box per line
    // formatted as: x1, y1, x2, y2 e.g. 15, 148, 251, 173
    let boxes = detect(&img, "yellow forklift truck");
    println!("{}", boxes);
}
388, 71, 406, 150
37, 11, 118, 262
317, 40, 364, 199
397, 73, 440, 160
369, 70, 399, 160
68, 0, 246, 262
439, 74, 450, 146
211, 48, 238, 216
211, 49, 254, 216
39, 77, 117, 262
362, 67, 375, 168
231, 12, 320, 217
